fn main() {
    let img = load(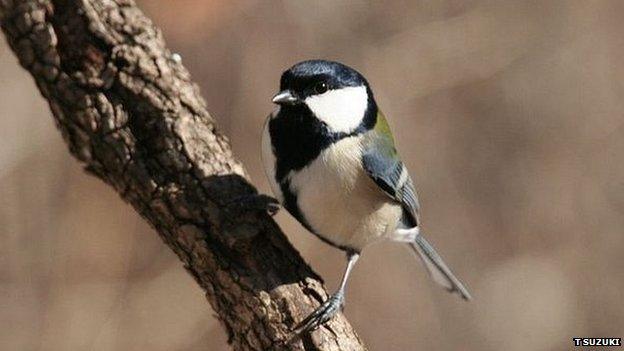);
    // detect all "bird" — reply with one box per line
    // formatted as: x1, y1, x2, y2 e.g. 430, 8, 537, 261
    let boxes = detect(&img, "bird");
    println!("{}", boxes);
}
261, 59, 471, 335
